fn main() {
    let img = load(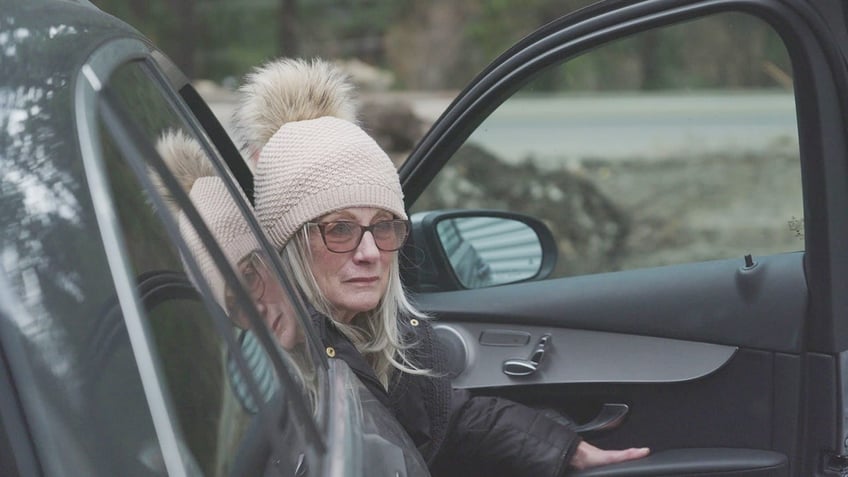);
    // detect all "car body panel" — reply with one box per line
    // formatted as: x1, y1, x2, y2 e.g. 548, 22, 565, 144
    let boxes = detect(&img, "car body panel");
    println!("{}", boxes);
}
1, 1, 422, 476
2, 5, 166, 474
